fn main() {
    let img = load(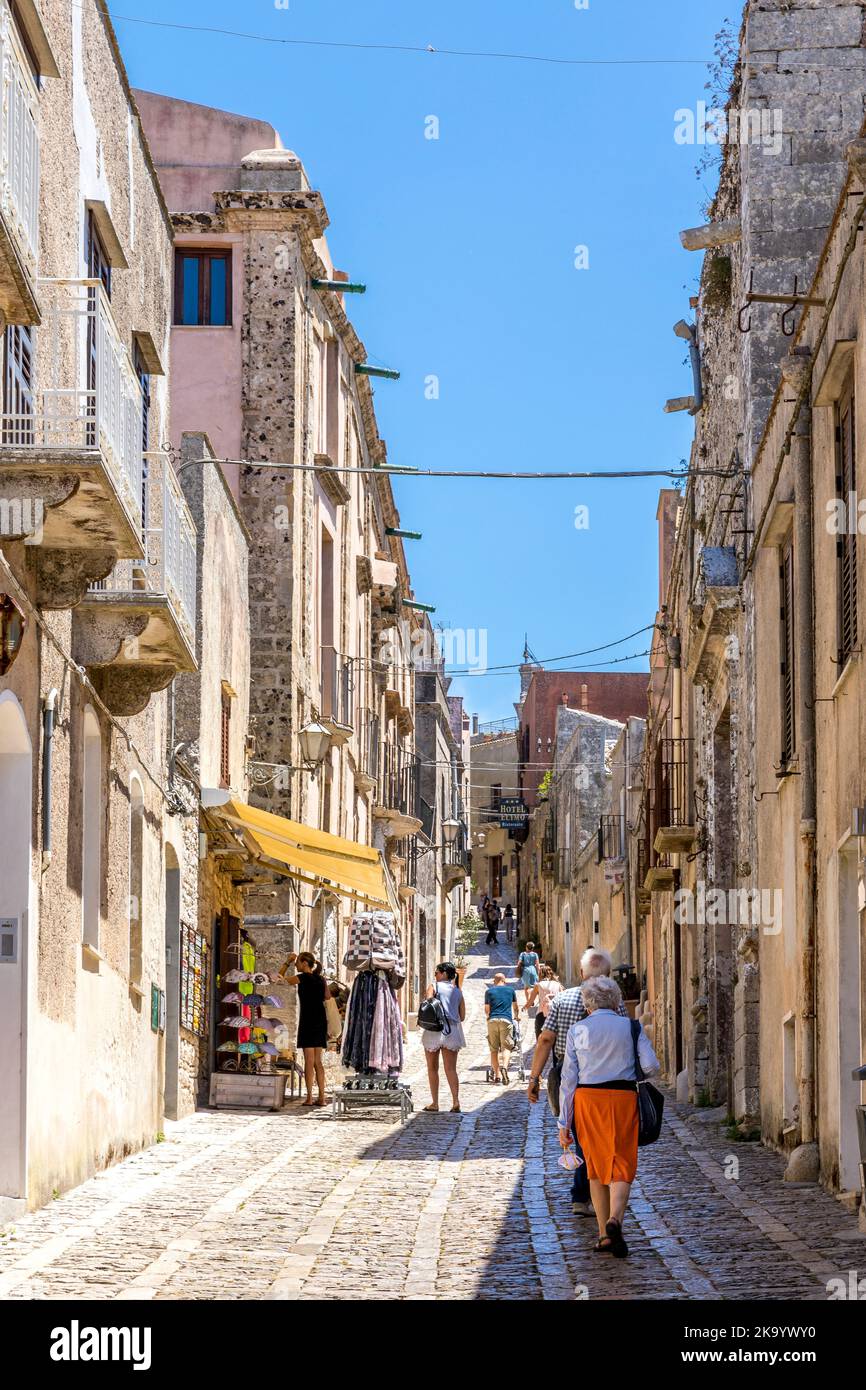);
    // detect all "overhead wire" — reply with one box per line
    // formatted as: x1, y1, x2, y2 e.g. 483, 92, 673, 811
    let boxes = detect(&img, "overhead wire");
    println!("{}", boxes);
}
100, 7, 711, 69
